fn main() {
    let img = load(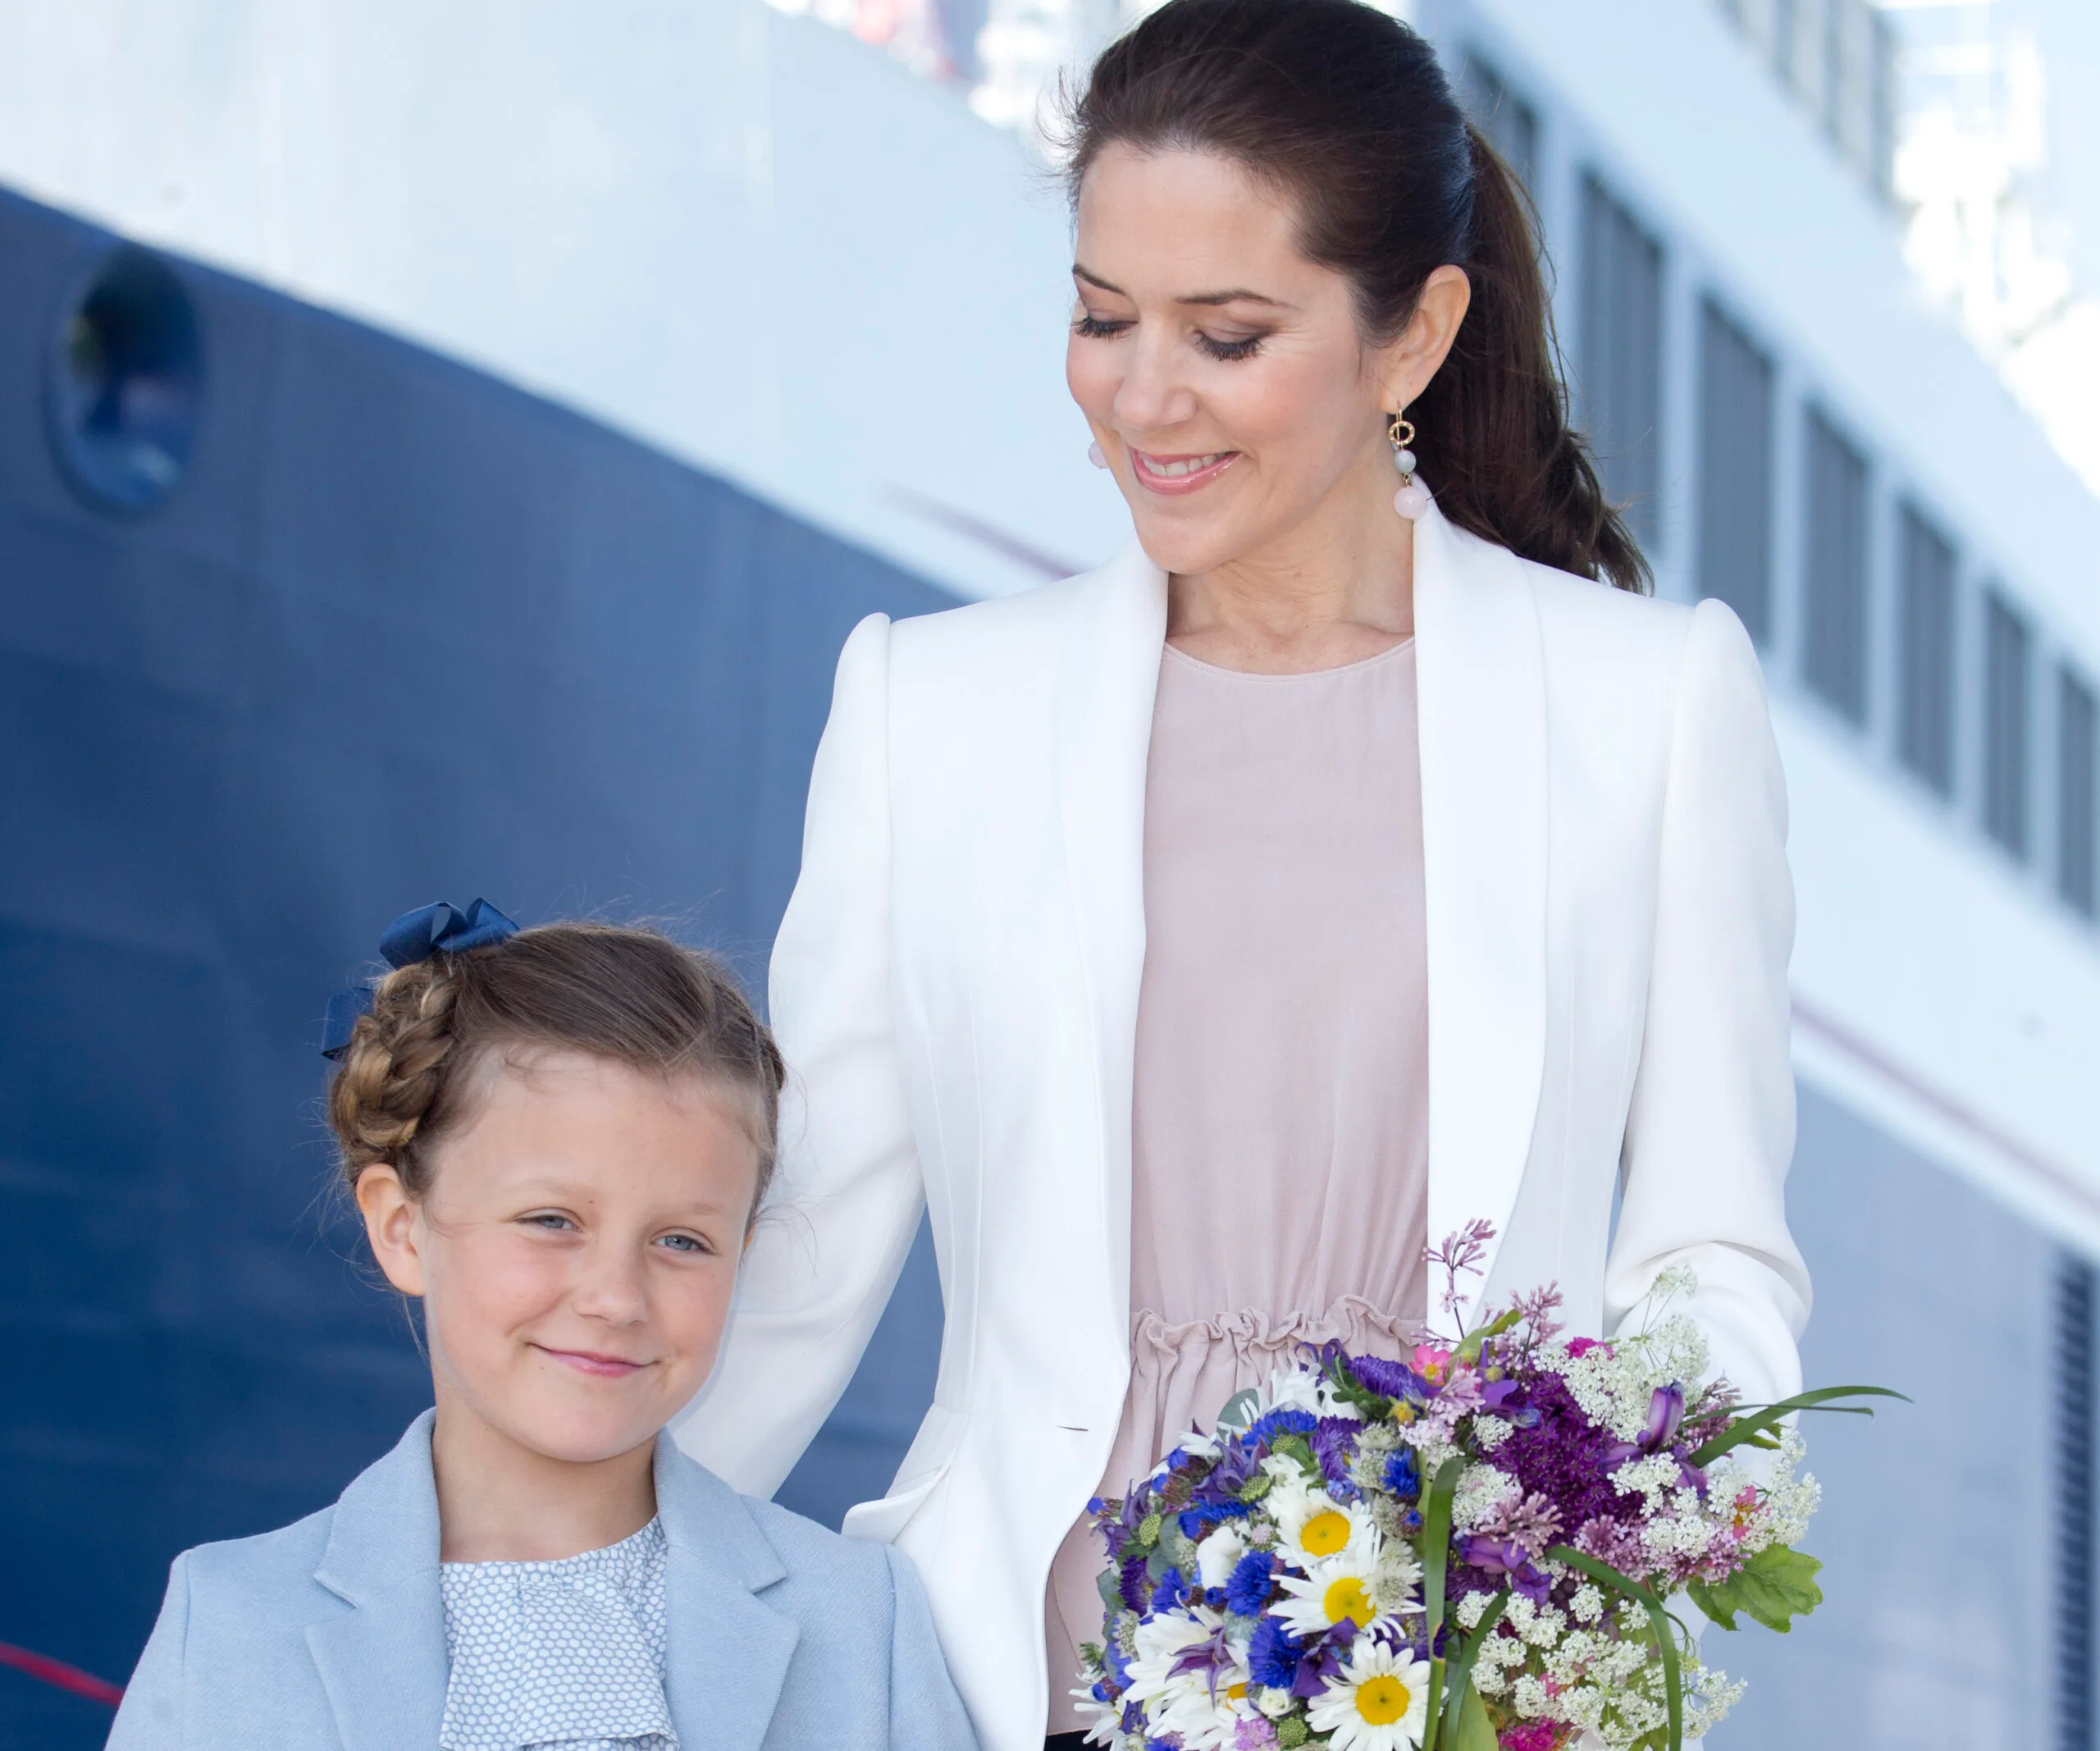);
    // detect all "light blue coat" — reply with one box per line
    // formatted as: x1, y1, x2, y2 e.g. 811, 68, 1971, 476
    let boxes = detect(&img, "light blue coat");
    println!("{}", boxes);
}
107, 1412, 979, 1750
